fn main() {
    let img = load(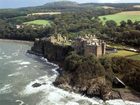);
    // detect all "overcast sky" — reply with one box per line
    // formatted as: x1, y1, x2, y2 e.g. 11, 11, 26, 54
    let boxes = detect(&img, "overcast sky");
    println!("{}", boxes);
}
0, 0, 140, 8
